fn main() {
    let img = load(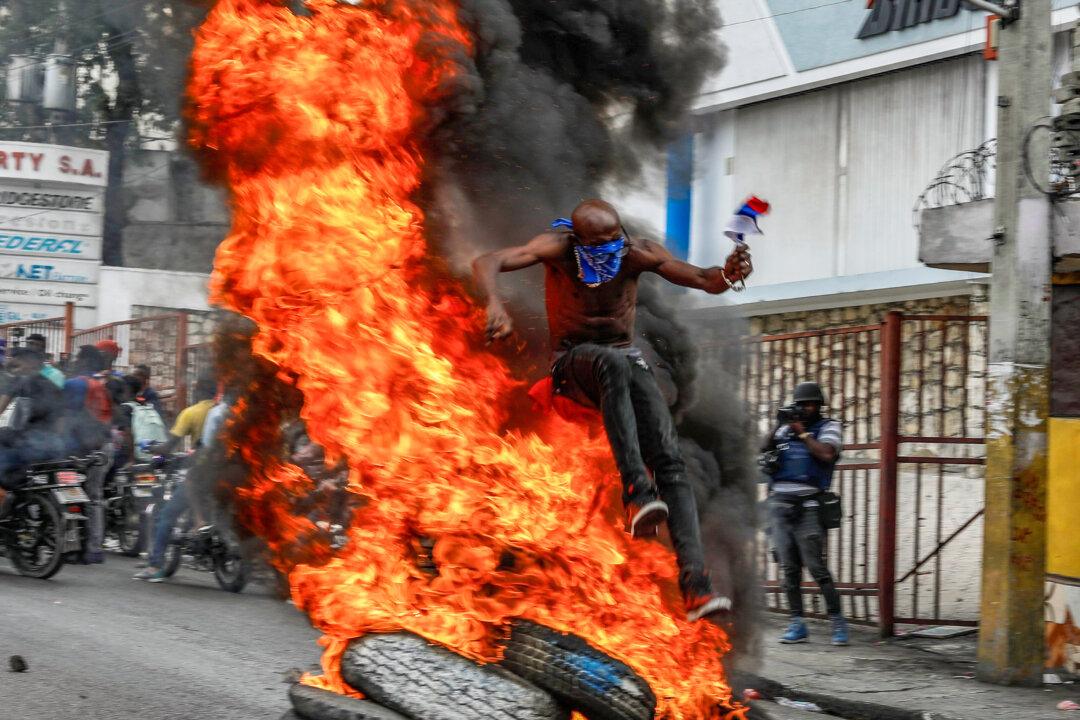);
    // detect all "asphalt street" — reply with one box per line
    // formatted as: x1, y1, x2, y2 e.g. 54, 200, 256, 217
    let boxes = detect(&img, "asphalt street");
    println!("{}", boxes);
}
0, 553, 321, 720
